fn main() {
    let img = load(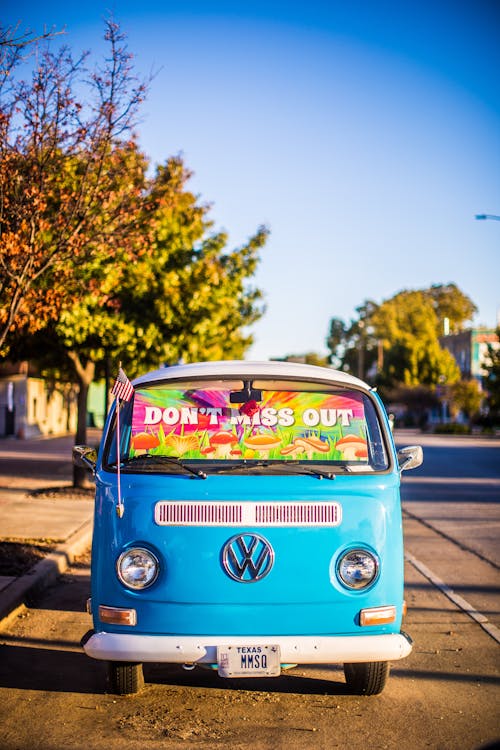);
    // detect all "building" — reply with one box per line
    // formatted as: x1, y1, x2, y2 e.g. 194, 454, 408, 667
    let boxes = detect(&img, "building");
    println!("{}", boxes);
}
0, 361, 106, 439
439, 328, 499, 387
